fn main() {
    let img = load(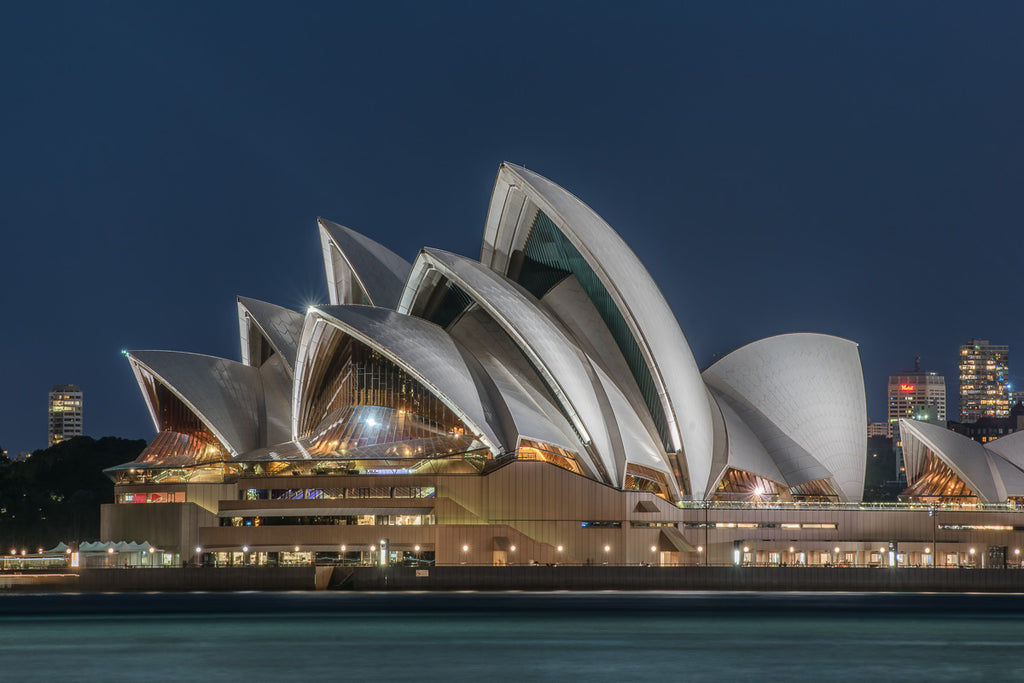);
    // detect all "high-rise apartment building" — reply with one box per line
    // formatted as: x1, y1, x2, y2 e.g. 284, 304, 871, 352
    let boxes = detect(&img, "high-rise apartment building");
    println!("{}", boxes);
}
959, 340, 1010, 423
48, 384, 83, 447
